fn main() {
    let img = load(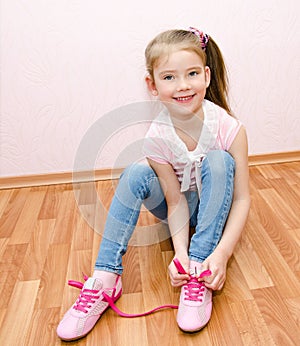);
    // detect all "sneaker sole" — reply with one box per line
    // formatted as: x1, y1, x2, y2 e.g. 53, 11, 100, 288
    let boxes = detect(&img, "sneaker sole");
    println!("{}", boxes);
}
178, 321, 209, 334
